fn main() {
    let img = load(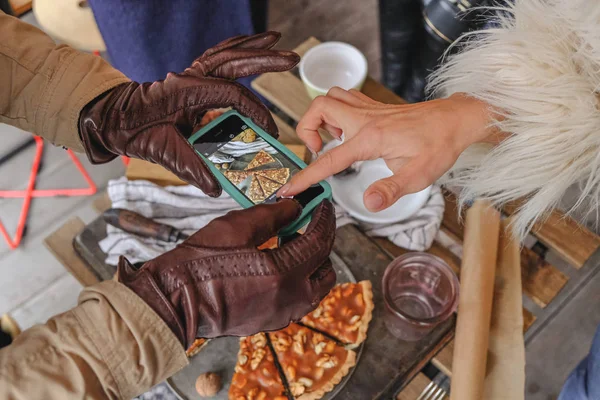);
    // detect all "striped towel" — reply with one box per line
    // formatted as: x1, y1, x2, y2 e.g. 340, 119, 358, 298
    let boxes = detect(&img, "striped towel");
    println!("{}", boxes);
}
99, 177, 444, 265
